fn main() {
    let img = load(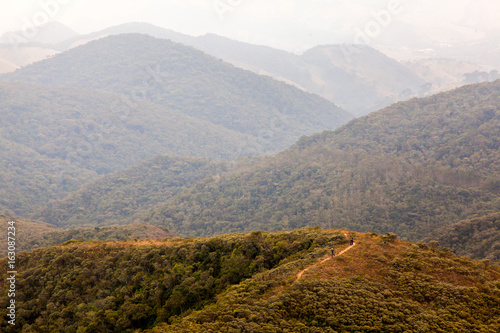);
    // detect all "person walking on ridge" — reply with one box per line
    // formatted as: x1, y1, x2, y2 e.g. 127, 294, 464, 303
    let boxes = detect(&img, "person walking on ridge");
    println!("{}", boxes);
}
331, 248, 335, 257
350, 237, 354, 246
